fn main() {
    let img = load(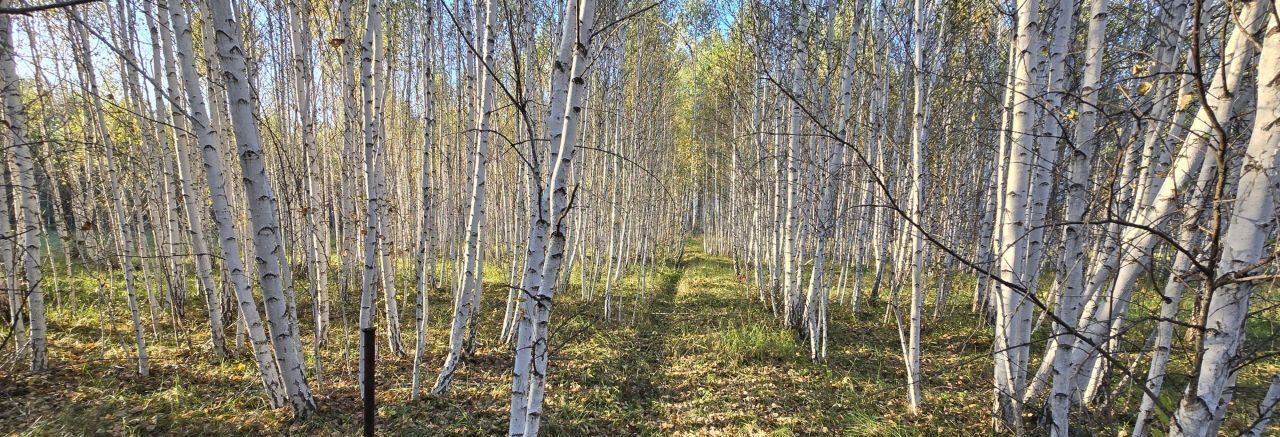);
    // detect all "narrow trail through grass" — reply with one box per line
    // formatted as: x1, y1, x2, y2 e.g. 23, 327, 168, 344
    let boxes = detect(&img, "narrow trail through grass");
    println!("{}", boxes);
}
633, 242, 924, 436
